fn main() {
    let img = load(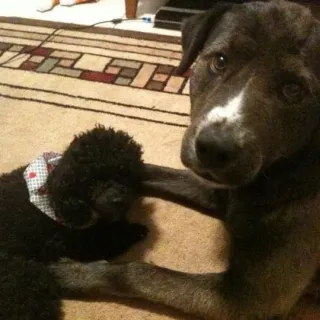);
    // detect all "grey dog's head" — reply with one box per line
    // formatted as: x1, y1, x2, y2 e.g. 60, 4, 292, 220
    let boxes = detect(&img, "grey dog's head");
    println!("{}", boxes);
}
177, 0, 320, 188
